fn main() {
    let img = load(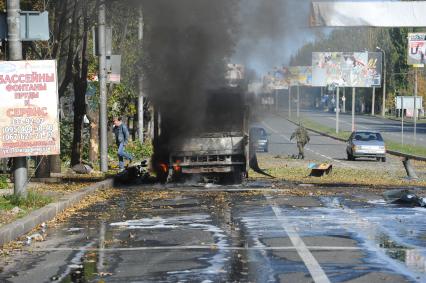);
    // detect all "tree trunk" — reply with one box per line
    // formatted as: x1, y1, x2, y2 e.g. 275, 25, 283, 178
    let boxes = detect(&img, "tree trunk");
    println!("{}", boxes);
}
35, 156, 51, 178
133, 111, 138, 141
88, 111, 99, 163
70, 0, 89, 166
71, 93, 85, 166
49, 155, 61, 173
